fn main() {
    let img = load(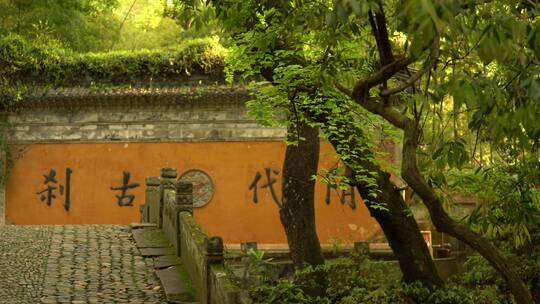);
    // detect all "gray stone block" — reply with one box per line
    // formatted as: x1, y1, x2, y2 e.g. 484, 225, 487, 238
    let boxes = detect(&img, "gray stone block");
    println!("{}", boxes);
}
161, 167, 178, 179
139, 247, 170, 257
132, 228, 168, 248
156, 266, 195, 303
154, 255, 183, 269
130, 222, 157, 229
